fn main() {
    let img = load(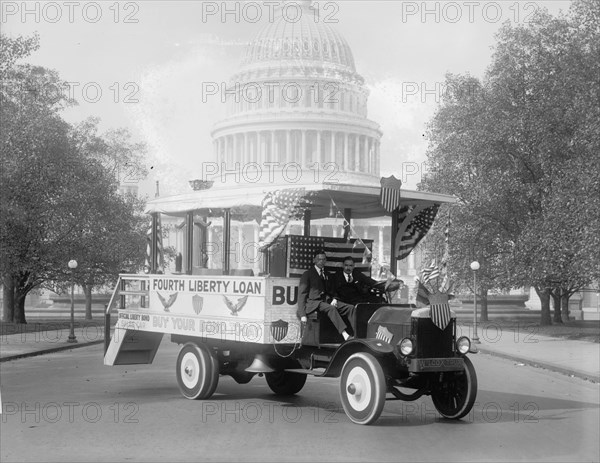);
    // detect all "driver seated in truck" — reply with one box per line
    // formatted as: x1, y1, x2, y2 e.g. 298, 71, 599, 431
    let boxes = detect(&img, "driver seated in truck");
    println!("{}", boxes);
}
297, 252, 356, 341
329, 256, 383, 306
